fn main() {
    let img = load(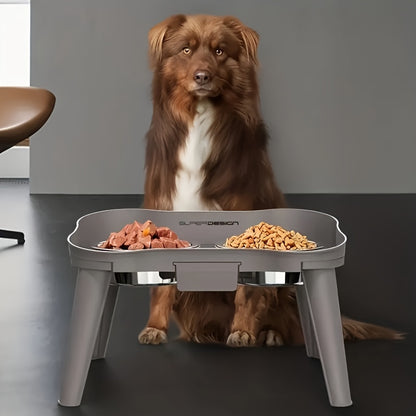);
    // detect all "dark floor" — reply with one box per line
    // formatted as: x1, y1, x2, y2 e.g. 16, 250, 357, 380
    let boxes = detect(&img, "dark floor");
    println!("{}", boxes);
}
0, 179, 415, 416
